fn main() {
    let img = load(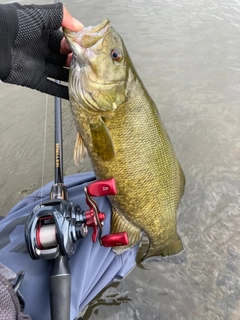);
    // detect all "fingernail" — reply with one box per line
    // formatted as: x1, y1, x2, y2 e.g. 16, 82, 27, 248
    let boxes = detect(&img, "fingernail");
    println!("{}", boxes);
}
73, 18, 84, 30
